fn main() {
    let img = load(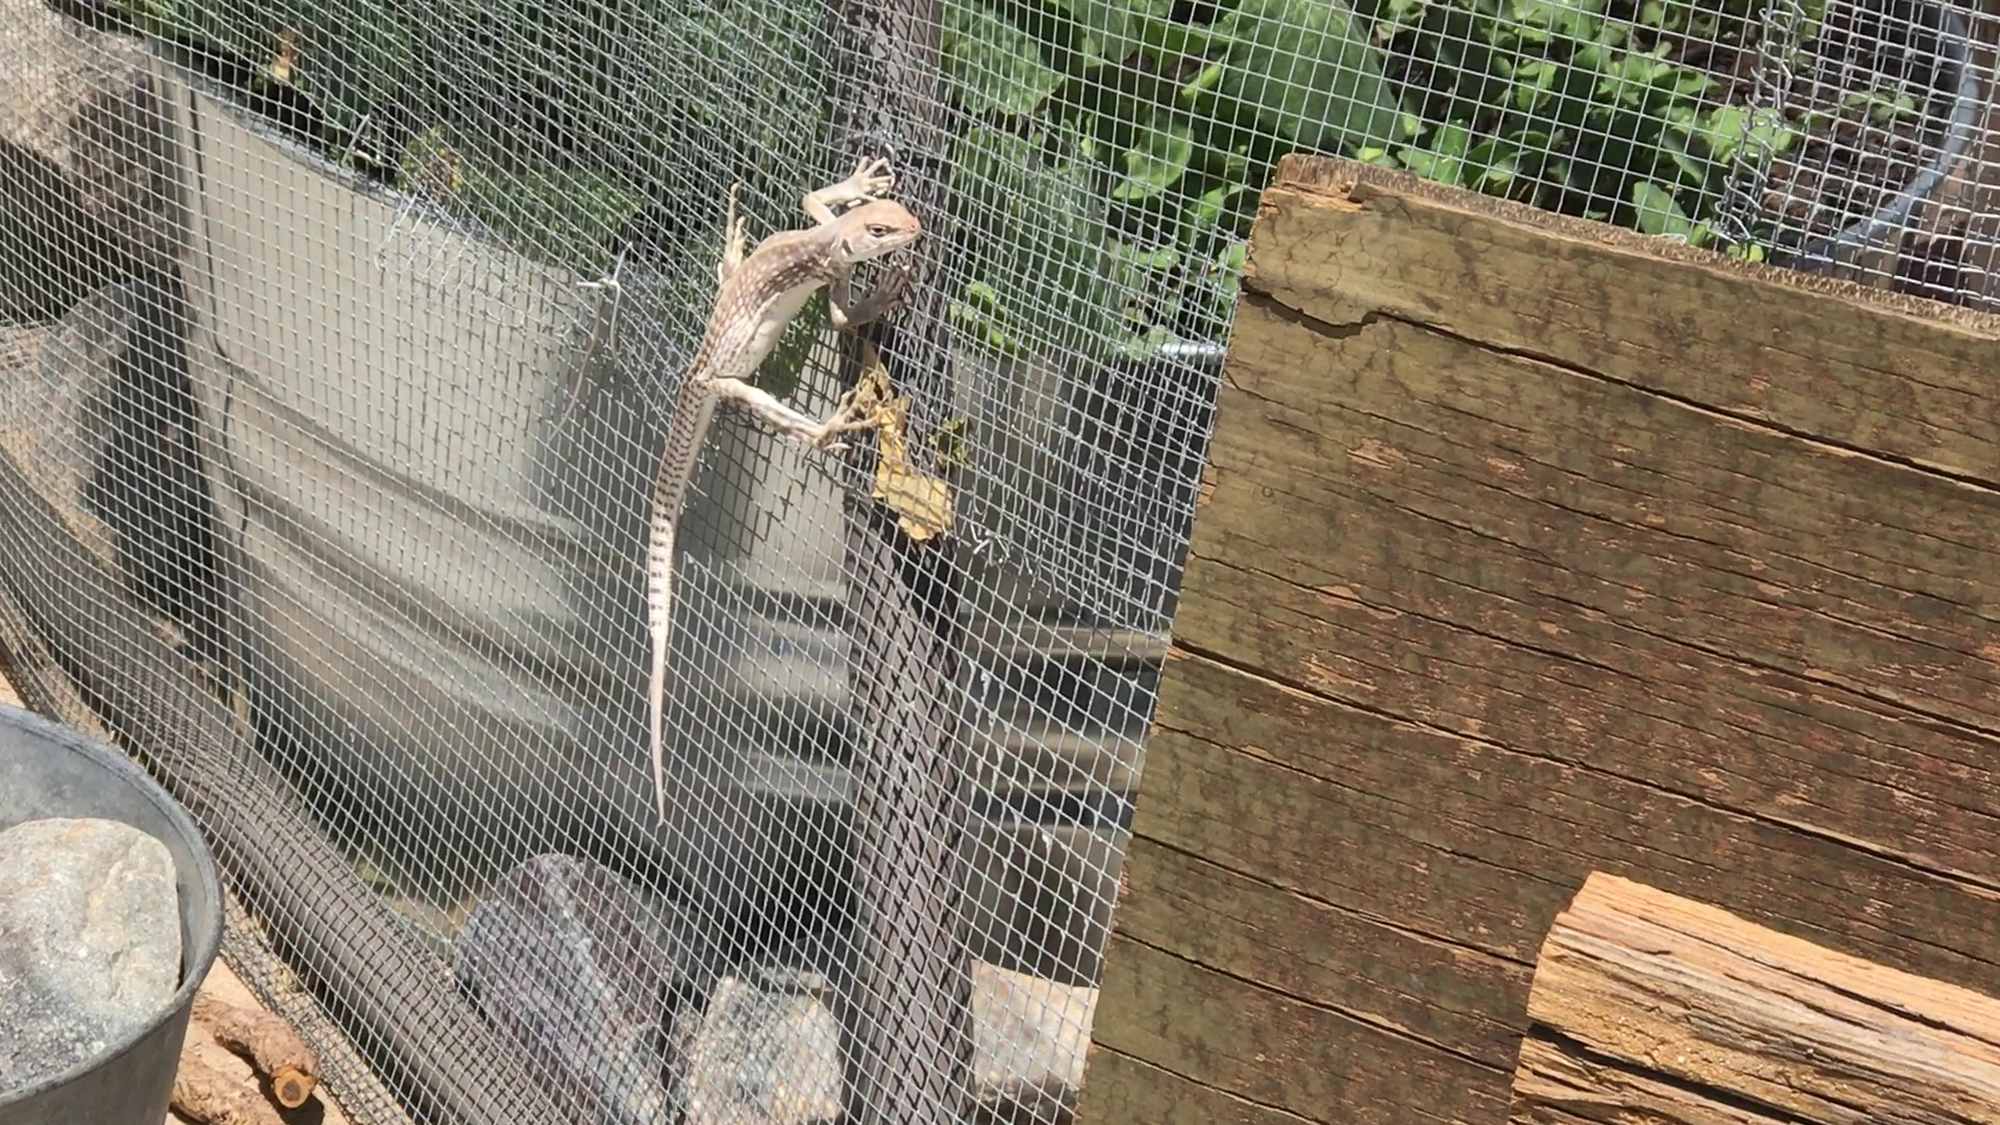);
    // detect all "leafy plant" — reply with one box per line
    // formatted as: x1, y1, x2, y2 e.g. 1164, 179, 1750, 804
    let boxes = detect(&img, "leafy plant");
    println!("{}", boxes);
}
940, 0, 1409, 359
1363, 0, 1800, 234
1818, 84, 1920, 128
136, 0, 1859, 365
935, 0, 1833, 358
